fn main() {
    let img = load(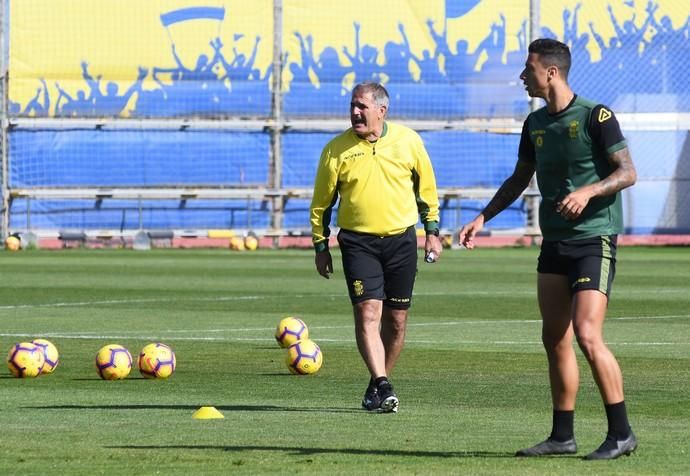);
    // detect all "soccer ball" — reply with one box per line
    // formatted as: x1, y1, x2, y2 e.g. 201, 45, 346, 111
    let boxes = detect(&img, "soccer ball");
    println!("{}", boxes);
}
441, 234, 453, 249
244, 235, 258, 251
285, 339, 323, 375
5, 235, 20, 251
229, 236, 245, 251
7, 342, 45, 377
137, 342, 176, 379
95, 344, 132, 380
274, 317, 309, 348
32, 338, 59, 374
